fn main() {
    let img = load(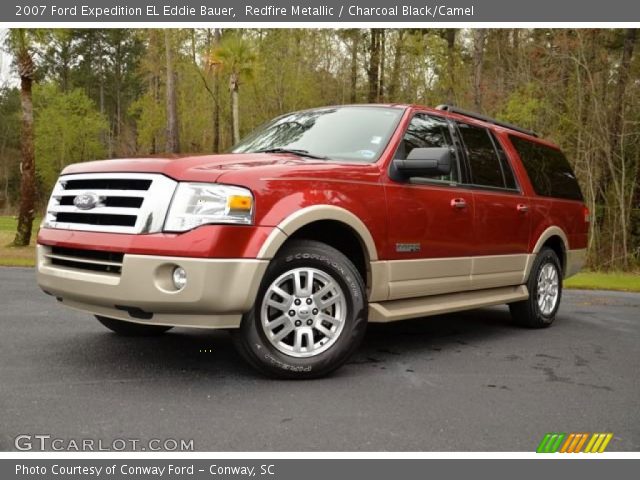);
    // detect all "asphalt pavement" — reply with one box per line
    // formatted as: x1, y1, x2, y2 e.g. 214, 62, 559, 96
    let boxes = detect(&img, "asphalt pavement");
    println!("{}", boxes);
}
1, 267, 638, 451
